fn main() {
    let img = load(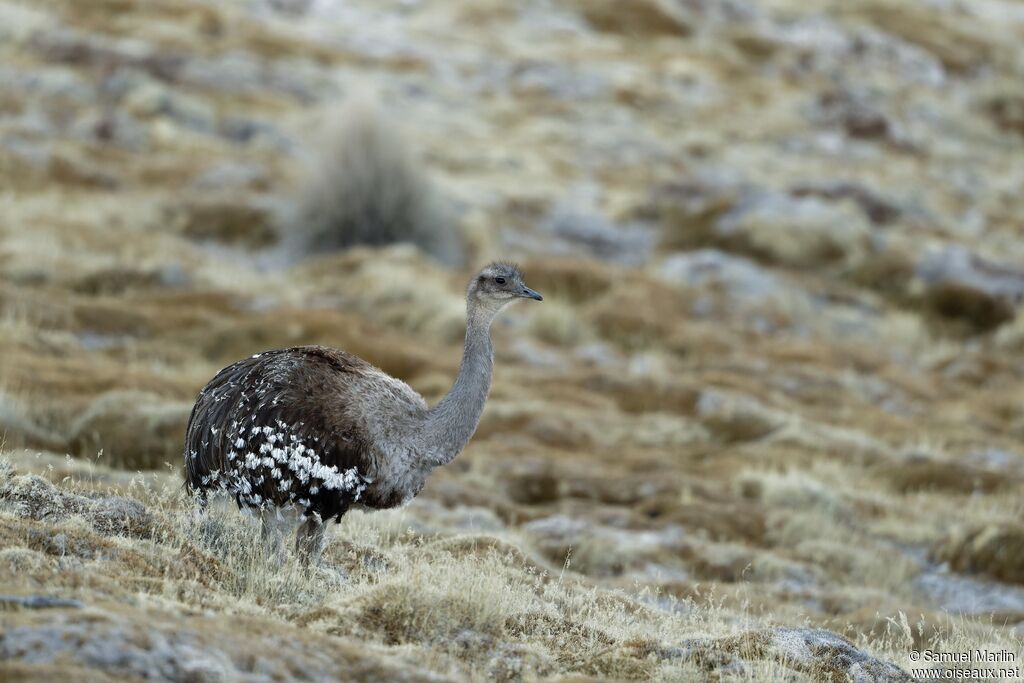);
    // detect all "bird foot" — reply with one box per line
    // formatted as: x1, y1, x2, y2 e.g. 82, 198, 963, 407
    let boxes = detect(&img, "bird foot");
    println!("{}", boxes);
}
308, 563, 349, 585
